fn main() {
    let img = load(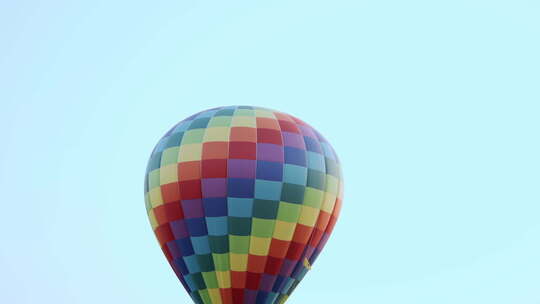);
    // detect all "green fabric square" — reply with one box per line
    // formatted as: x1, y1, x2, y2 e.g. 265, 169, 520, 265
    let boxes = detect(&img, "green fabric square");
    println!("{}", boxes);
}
303, 187, 323, 208
235, 109, 255, 116
228, 217, 252, 236
252, 199, 279, 219
189, 117, 211, 129
190, 272, 206, 290
208, 116, 232, 127
201, 272, 218, 288
215, 109, 235, 116
212, 253, 230, 271
280, 183, 305, 204
160, 146, 179, 166
198, 289, 211, 303
325, 157, 339, 177
208, 235, 229, 254
306, 169, 325, 190
277, 202, 301, 222
251, 218, 275, 238
148, 169, 160, 189
147, 152, 162, 172
229, 235, 250, 253
163, 132, 184, 149
196, 254, 215, 272
182, 129, 205, 144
